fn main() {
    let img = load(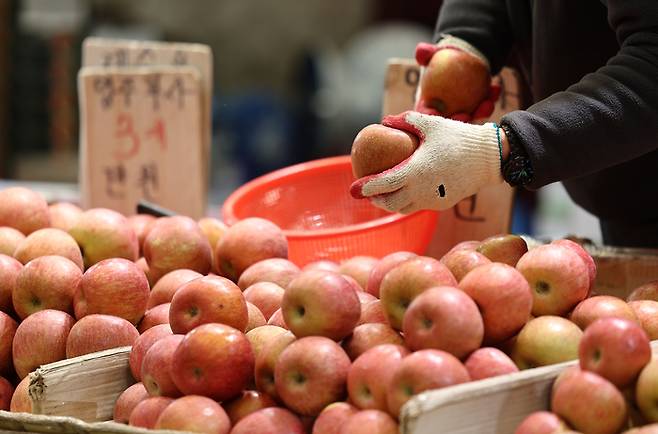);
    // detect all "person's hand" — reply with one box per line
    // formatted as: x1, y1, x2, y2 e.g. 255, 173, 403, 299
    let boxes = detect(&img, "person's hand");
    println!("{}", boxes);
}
350, 111, 504, 213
